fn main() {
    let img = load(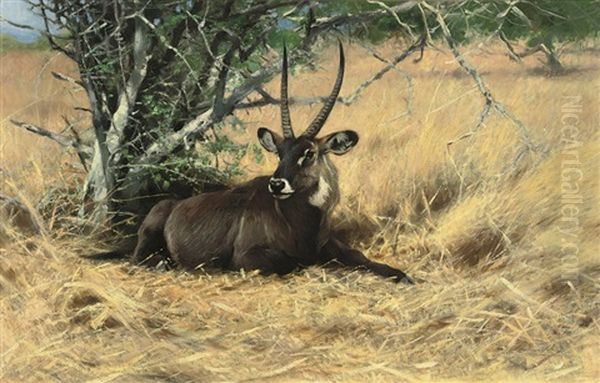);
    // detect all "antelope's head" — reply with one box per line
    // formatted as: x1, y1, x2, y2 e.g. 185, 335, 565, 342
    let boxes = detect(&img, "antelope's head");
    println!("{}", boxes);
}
257, 43, 358, 201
